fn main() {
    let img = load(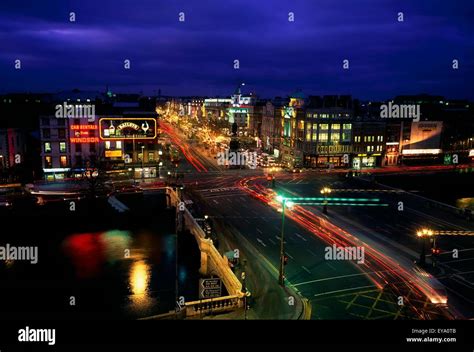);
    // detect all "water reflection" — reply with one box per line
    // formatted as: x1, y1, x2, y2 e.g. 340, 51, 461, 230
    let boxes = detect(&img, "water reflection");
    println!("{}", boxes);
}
128, 254, 155, 312
62, 230, 131, 278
